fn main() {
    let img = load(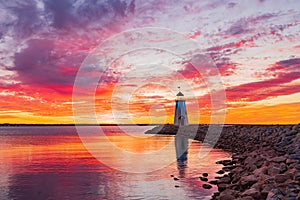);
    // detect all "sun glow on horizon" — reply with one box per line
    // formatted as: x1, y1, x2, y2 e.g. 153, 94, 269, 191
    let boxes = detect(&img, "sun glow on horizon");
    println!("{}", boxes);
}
0, 0, 299, 125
